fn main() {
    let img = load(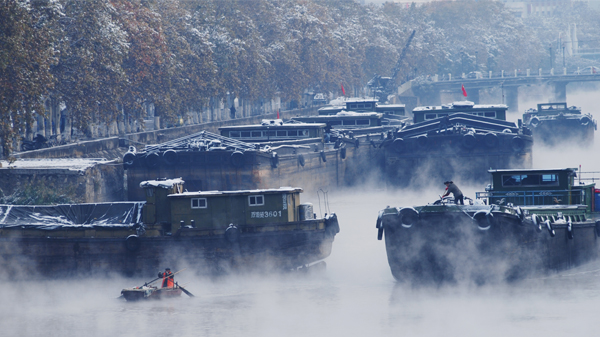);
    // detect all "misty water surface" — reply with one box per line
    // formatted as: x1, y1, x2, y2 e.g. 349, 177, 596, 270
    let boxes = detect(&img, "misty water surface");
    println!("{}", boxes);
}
2, 86, 600, 337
